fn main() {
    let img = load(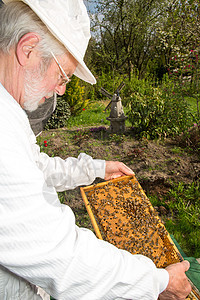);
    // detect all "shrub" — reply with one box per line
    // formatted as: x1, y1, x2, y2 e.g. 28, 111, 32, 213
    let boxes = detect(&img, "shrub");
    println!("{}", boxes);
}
126, 86, 164, 139
121, 74, 150, 107
168, 49, 200, 120
63, 76, 89, 116
93, 70, 124, 100
126, 79, 193, 139
45, 97, 71, 129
